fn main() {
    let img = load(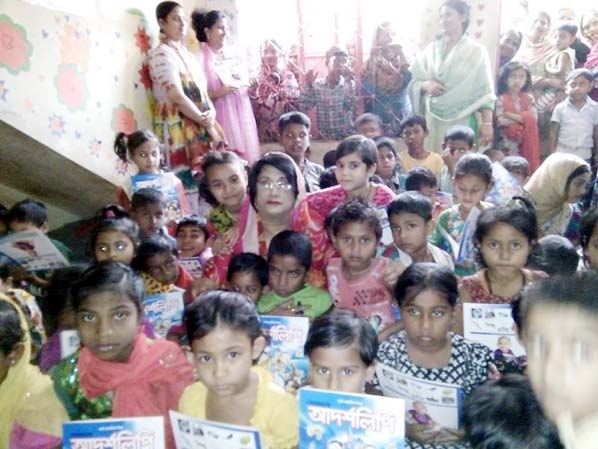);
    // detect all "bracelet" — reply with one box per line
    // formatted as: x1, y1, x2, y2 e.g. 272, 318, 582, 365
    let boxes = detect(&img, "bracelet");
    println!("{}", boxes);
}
482, 121, 492, 125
